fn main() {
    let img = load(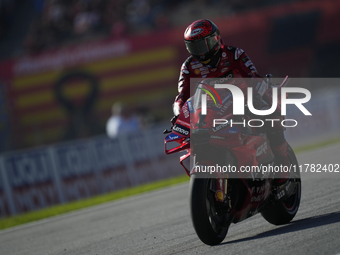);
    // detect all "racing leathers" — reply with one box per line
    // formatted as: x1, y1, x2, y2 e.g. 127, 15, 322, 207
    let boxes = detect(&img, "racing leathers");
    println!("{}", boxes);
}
173, 44, 289, 183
